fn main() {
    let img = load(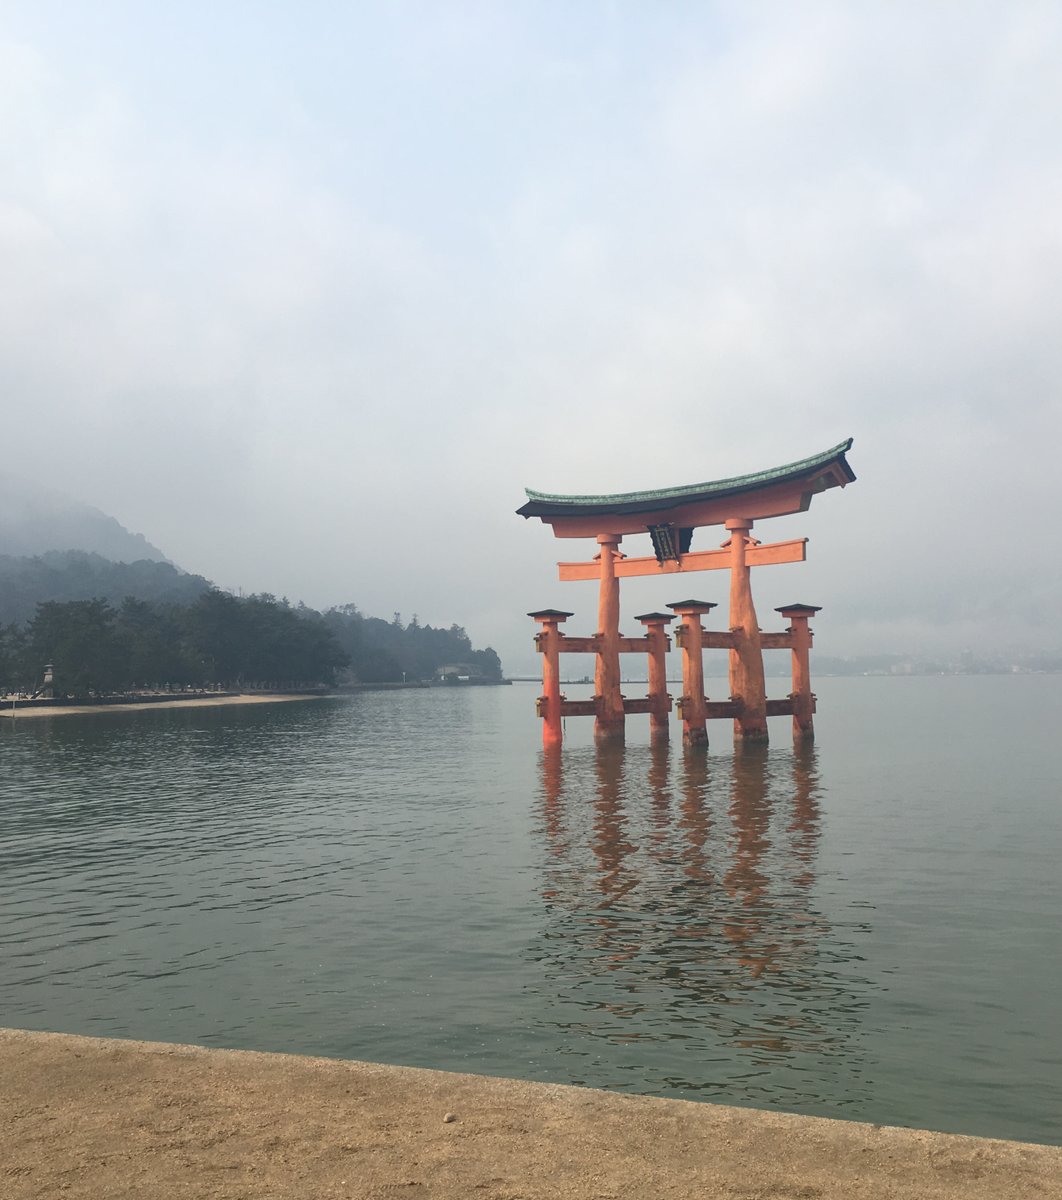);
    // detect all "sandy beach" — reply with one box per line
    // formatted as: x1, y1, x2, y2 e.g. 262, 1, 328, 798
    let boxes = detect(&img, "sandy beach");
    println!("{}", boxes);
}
1, 1028, 1058, 1199
0, 693, 327, 719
